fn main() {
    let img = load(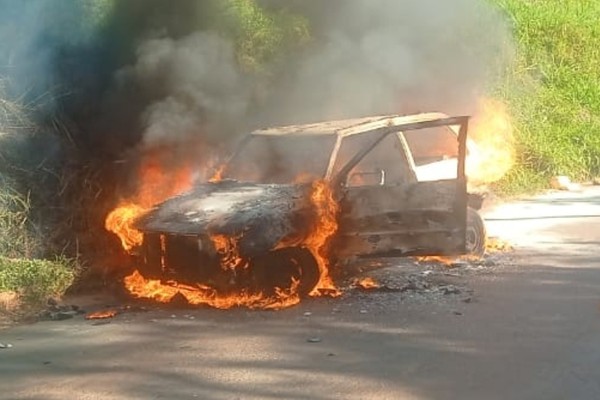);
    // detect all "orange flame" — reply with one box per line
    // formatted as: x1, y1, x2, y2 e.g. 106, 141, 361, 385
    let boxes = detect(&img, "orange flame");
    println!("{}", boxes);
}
211, 234, 246, 270
122, 180, 341, 308
417, 237, 513, 265
85, 309, 119, 320
467, 97, 515, 185
124, 270, 301, 310
485, 237, 513, 253
104, 203, 146, 251
105, 152, 193, 251
416, 255, 457, 266
105, 150, 341, 309
355, 277, 380, 290
304, 180, 341, 297
209, 164, 225, 183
